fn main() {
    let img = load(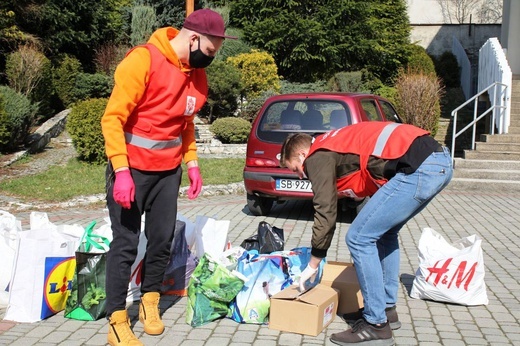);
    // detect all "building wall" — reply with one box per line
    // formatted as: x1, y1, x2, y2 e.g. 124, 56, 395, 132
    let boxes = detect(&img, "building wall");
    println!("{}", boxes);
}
411, 24, 501, 57
502, 0, 520, 75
